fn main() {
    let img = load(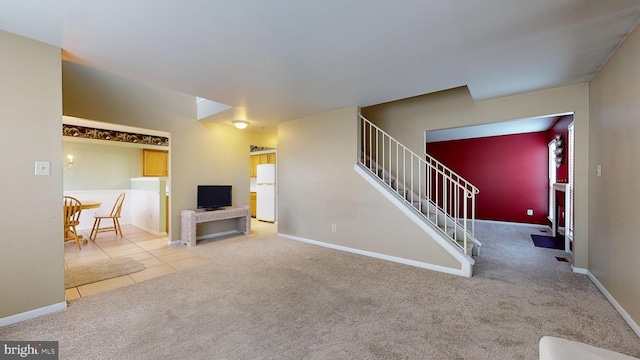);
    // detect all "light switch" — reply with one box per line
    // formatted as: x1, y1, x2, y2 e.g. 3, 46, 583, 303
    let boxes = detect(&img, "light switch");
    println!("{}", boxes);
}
596, 165, 602, 177
34, 161, 51, 176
